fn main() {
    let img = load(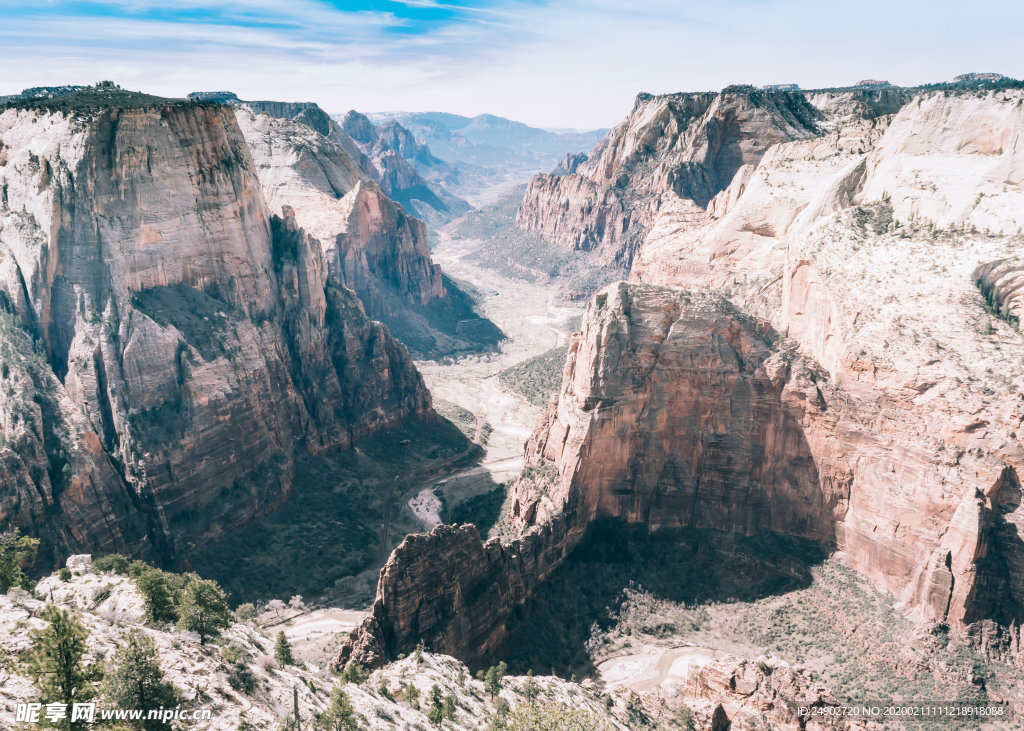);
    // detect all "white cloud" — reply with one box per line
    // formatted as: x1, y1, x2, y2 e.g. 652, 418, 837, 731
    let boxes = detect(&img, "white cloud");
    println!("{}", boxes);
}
1, 0, 1023, 128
